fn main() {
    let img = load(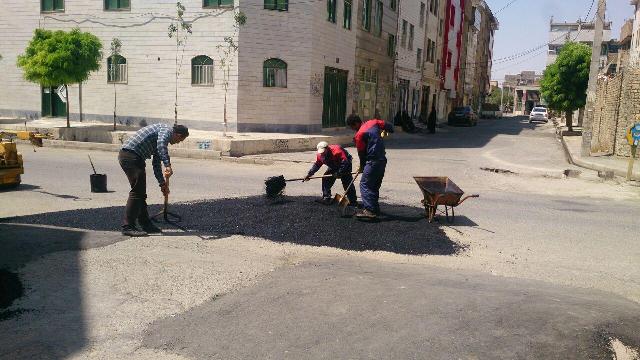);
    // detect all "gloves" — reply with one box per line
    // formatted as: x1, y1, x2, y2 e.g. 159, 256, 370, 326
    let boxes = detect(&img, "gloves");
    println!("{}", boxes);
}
303, 175, 311, 182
